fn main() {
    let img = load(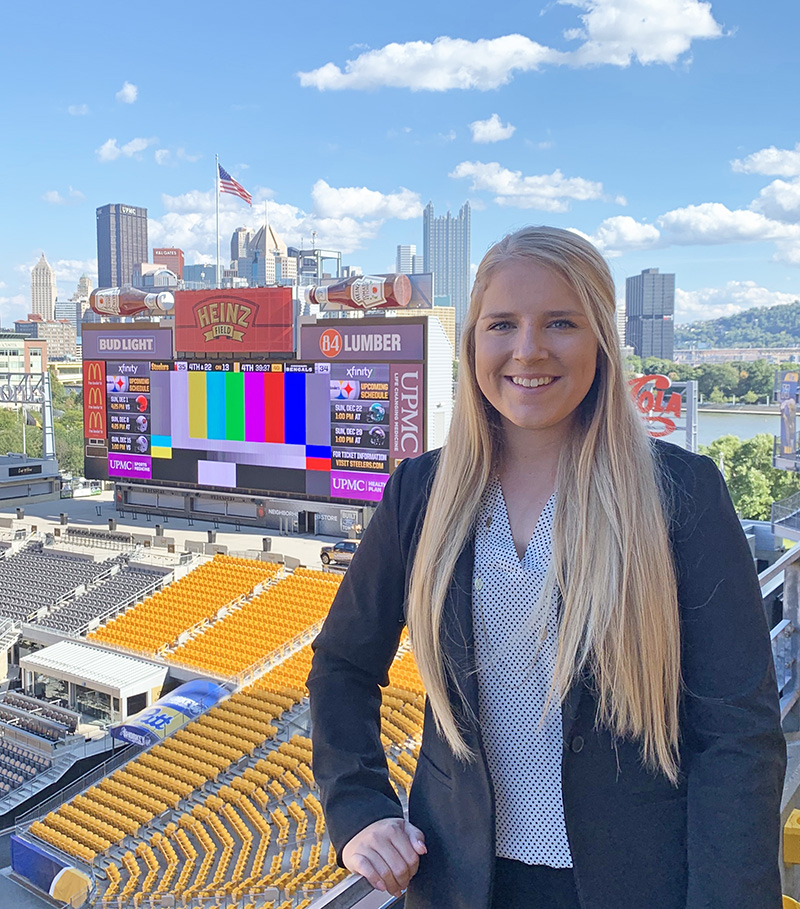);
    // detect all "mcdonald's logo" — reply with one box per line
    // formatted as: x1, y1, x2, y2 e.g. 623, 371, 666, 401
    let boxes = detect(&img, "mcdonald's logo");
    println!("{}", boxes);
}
86, 362, 103, 383
88, 412, 103, 432
88, 387, 103, 408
